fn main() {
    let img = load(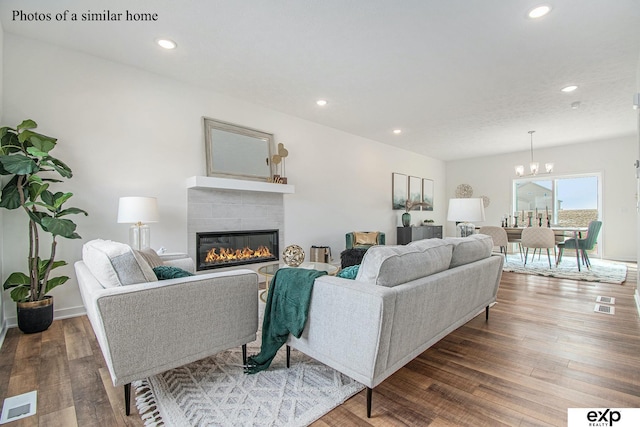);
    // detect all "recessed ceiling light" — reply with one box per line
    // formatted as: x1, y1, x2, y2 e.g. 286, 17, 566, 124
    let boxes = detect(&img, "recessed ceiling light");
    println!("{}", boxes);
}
571, 101, 581, 109
156, 39, 177, 49
528, 5, 551, 19
561, 85, 578, 93
393, 129, 402, 135
316, 99, 328, 106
